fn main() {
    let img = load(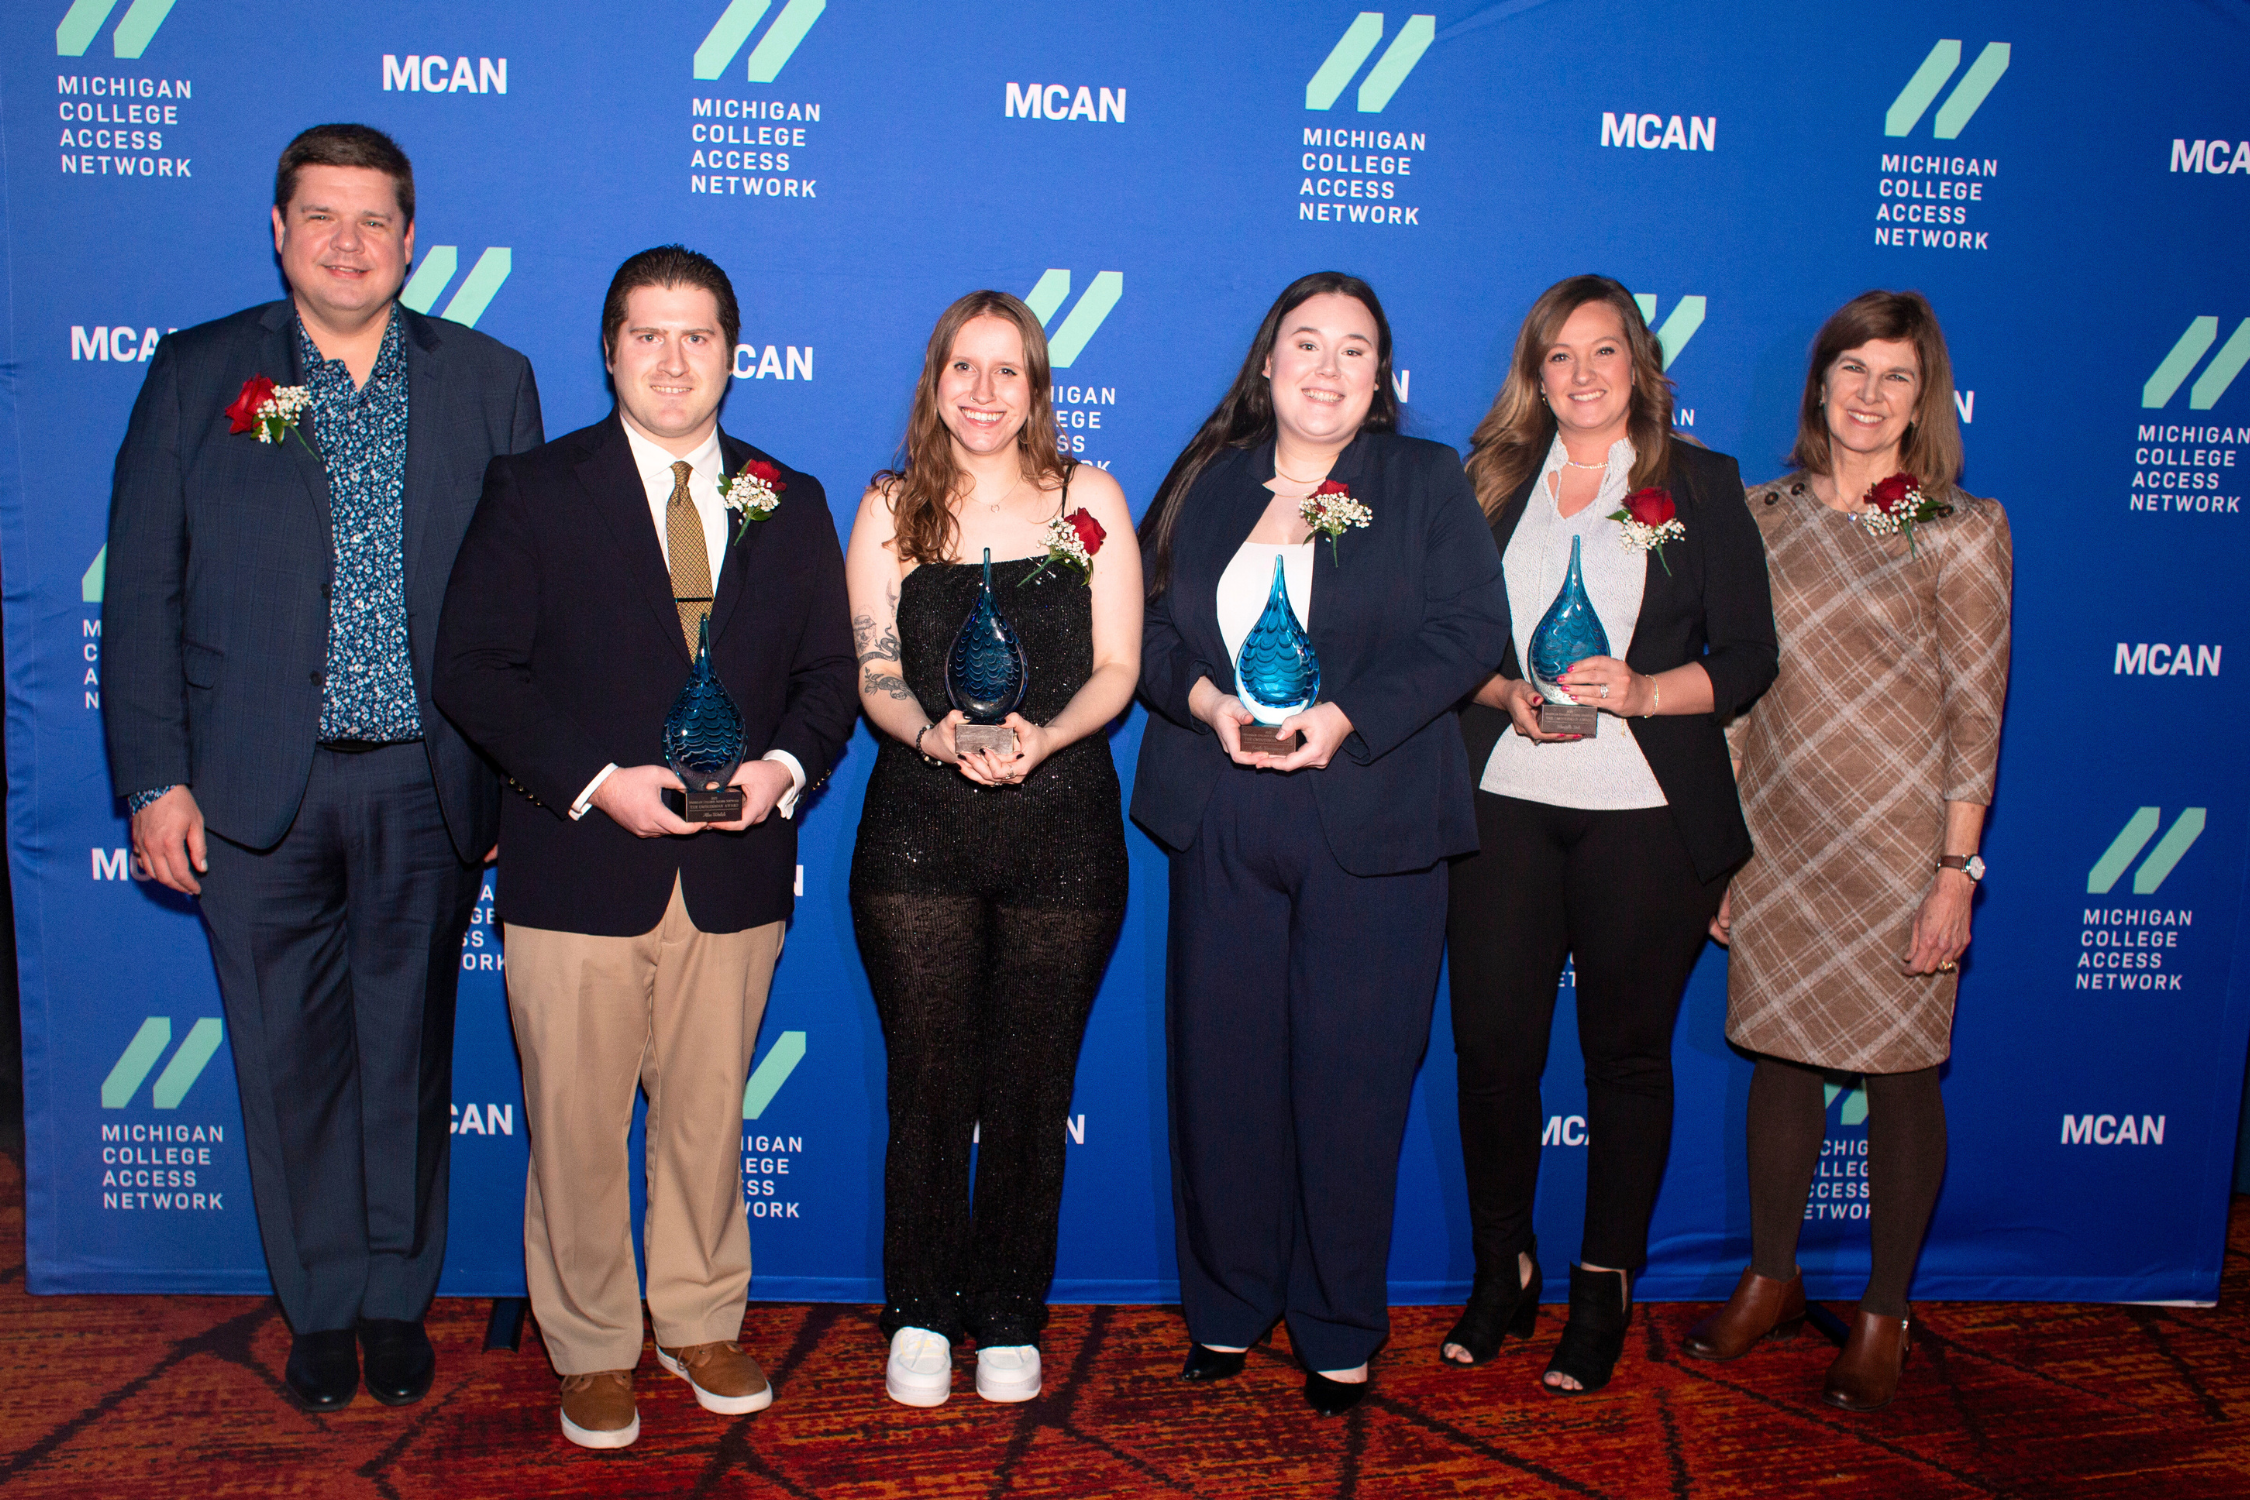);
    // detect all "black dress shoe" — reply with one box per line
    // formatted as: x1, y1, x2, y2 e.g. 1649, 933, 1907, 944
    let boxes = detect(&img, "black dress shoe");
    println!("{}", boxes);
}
1180, 1344, 1248, 1382
1302, 1369, 1368, 1416
285, 1329, 359, 1412
358, 1319, 436, 1406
